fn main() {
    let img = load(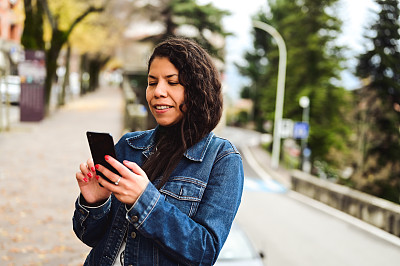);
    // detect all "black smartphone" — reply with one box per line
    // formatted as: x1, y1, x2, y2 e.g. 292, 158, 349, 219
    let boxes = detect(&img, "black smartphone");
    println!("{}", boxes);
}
86, 131, 119, 184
